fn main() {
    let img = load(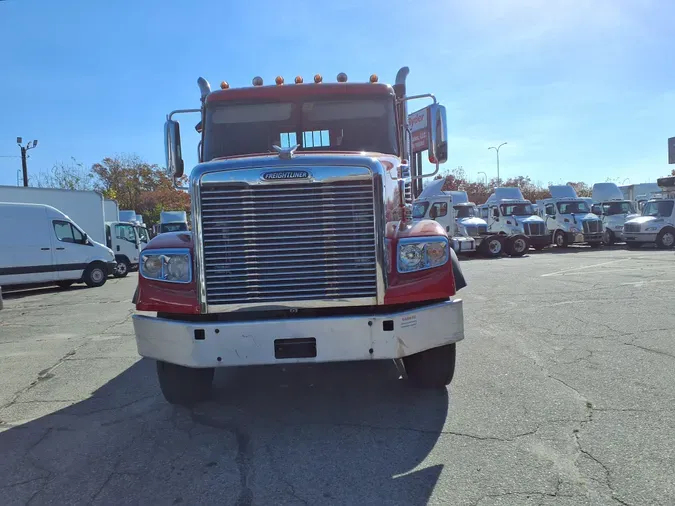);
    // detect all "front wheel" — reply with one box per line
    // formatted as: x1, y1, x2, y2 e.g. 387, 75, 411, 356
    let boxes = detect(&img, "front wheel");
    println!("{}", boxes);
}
403, 343, 456, 389
156, 361, 215, 406
113, 257, 130, 278
554, 230, 568, 248
656, 228, 675, 249
603, 229, 615, 246
83, 263, 107, 288
507, 235, 529, 257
